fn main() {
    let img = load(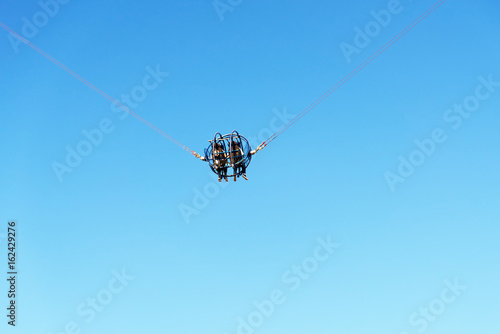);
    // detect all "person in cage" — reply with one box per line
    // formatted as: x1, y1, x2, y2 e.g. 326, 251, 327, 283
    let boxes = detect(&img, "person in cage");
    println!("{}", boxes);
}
230, 140, 248, 181
212, 142, 228, 182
